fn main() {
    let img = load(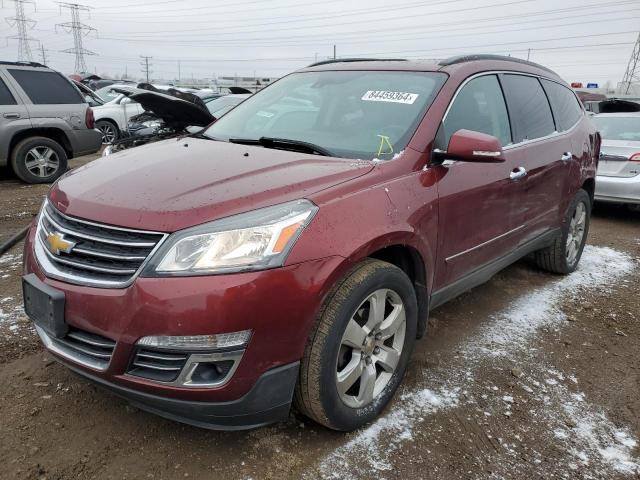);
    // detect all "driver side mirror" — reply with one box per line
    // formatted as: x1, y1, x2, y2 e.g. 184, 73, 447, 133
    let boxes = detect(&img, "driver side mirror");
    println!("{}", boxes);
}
439, 129, 505, 163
